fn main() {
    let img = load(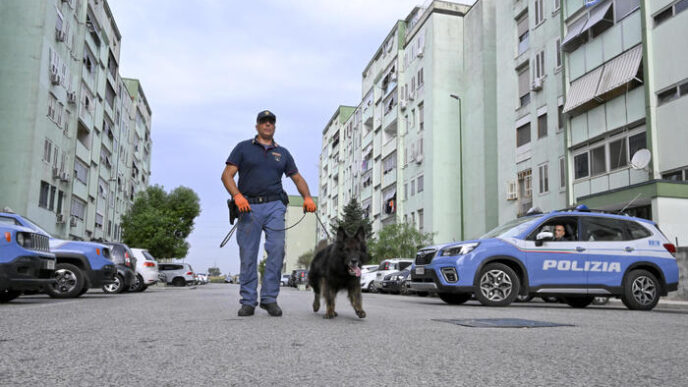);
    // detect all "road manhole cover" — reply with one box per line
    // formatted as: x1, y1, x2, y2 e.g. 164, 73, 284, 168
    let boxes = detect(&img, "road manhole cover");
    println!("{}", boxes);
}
433, 318, 574, 328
